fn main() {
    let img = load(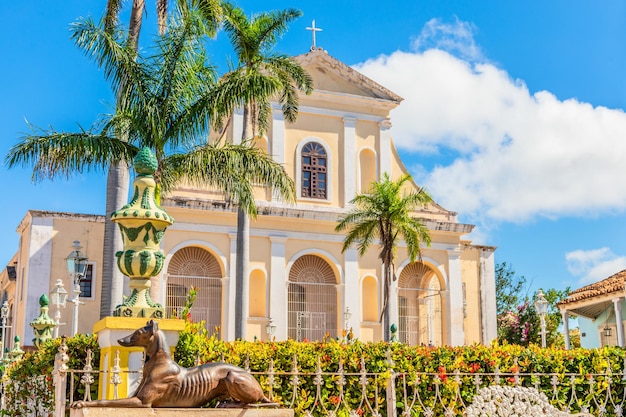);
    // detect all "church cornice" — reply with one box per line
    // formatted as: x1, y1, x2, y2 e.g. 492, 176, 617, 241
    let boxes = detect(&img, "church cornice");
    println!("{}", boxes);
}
162, 196, 474, 235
